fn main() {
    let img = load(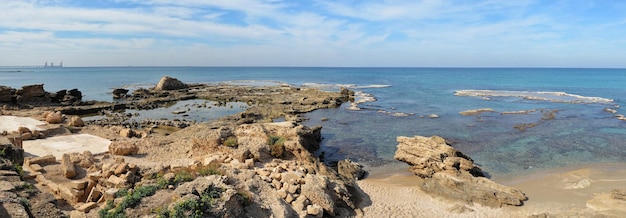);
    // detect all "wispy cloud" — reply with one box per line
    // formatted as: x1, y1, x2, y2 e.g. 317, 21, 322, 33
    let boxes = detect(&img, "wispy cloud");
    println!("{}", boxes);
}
1, 0, 625, 67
